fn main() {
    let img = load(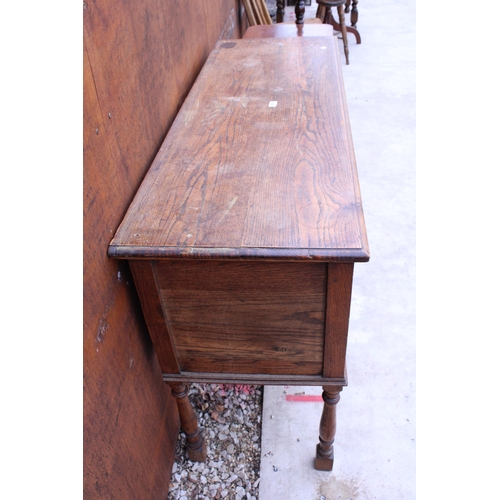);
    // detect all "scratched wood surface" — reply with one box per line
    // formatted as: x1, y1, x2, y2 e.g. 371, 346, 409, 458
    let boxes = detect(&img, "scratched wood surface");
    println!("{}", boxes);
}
153, 260, 326, 375
109, 36, 369, 261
